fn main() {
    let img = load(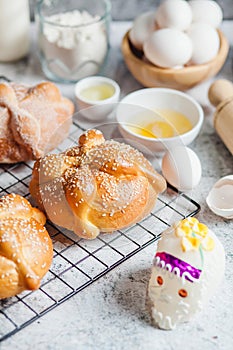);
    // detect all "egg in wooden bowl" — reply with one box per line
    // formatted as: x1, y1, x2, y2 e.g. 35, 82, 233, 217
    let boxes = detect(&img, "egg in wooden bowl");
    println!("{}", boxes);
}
122, 28, 229, 91
122, 0, 229, 91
